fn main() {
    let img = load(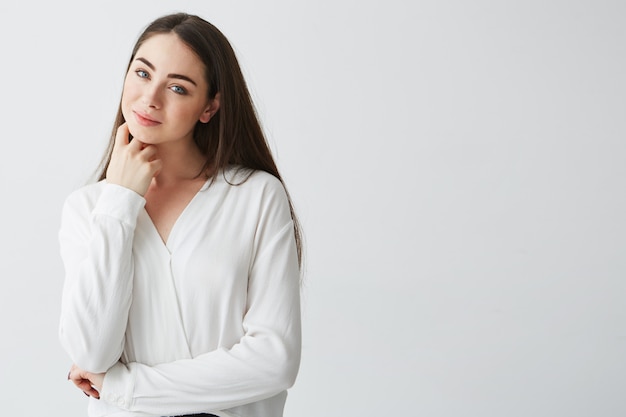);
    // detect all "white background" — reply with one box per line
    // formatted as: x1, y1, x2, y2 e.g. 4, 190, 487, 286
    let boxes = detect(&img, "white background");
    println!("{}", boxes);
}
0, 0, 624, 415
